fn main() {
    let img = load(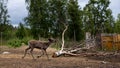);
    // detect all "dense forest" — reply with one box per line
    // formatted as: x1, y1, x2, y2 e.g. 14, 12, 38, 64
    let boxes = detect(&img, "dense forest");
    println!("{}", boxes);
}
0, 0, 120, 47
